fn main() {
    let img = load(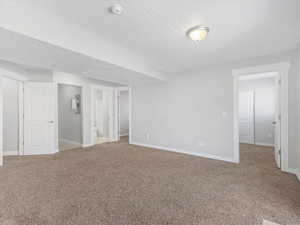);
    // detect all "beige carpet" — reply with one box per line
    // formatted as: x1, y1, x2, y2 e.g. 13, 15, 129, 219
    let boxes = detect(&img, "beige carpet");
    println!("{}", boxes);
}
0, 143, 299, 225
